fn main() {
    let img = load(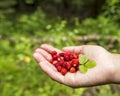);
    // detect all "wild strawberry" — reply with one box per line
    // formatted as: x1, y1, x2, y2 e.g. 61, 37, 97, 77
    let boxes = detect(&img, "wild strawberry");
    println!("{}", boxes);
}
62, 62, 67, 68
73, 54, 78, 59
61, 68, 67, 75
53, 60, 58, 65
75, 66, 79, 70
57, 58, 61, 61
59, 53, 65, 57
66, 62, 72, 70
49, 59, 53, 64
51, 51, 57, 56
57, 57, 64, 61
70, 67, 76, 73
69, 54, 74, 60
52, 55, 58, 60
49, 51, 79, 75
55, 62, 61, 68
72, 64, 78, 67
59, 60, 64, 65
59, 56, 64, 60
64, 55, 69, 61
57, 66, 62, 72
72, 59, 79, 67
